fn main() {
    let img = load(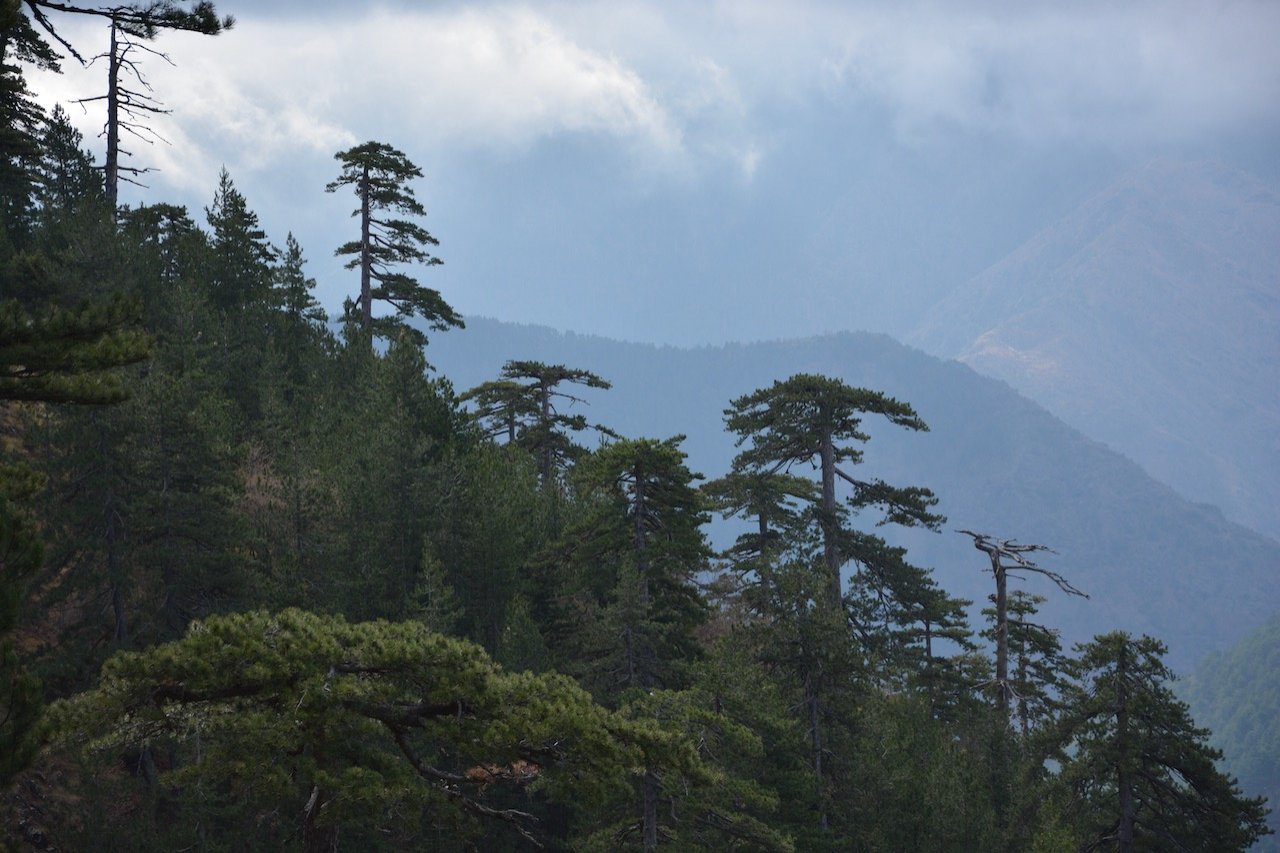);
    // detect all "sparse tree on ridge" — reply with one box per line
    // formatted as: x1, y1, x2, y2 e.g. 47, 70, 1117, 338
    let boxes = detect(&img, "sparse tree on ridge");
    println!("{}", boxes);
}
463, 359, 614, 489
326, 140, 461, 347
960, 530, 1085, 718
724, 373, 943, 604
